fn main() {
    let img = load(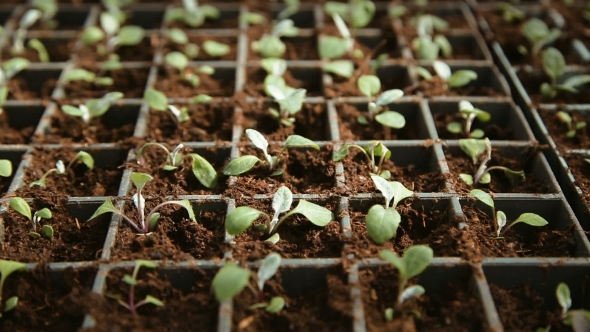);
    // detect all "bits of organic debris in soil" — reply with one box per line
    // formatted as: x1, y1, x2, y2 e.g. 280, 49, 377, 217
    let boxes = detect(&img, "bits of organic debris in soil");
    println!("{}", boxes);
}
226, 146, 335, 196
541, 109, 590, 151
63, 67, 149, 98
0, 266, 97, 331
77, 38, 154, 62
461, 205, 575, 257
84, 268, 218, 332
243, 67, 323, 97
341, 148, 446, 194
433, 112, 514, 140
407, 75, 504, 97
111, 199, 227, 261
230, 197, 343, 260
154, 67, 235, 97
16, 147, 125, 197
1, 196, 110, 262
0, 109, 36, 144
360, 266, 486, 332
347, 198, 463, 258
444, 149, 552, 194
233, 267, 352, 332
